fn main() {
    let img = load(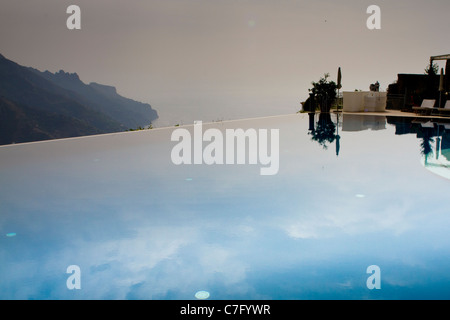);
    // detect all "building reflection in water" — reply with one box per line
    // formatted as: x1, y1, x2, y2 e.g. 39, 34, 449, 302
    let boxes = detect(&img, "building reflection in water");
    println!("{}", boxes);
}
387, 116, 450, 180
307, 113, 387, 156
307, 112, 450, 180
